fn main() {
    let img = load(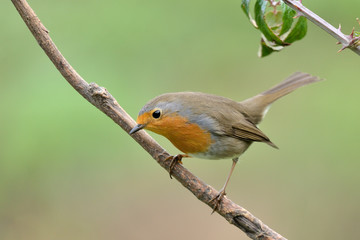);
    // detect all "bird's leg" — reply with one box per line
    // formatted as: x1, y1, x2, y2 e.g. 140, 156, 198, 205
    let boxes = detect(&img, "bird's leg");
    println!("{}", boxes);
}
210, 157, 238, 213
165, 154, 189, 179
